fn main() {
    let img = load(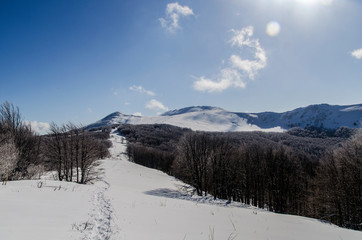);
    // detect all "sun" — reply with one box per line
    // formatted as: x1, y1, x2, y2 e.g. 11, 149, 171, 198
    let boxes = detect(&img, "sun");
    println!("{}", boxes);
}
266, 21, 281, 37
